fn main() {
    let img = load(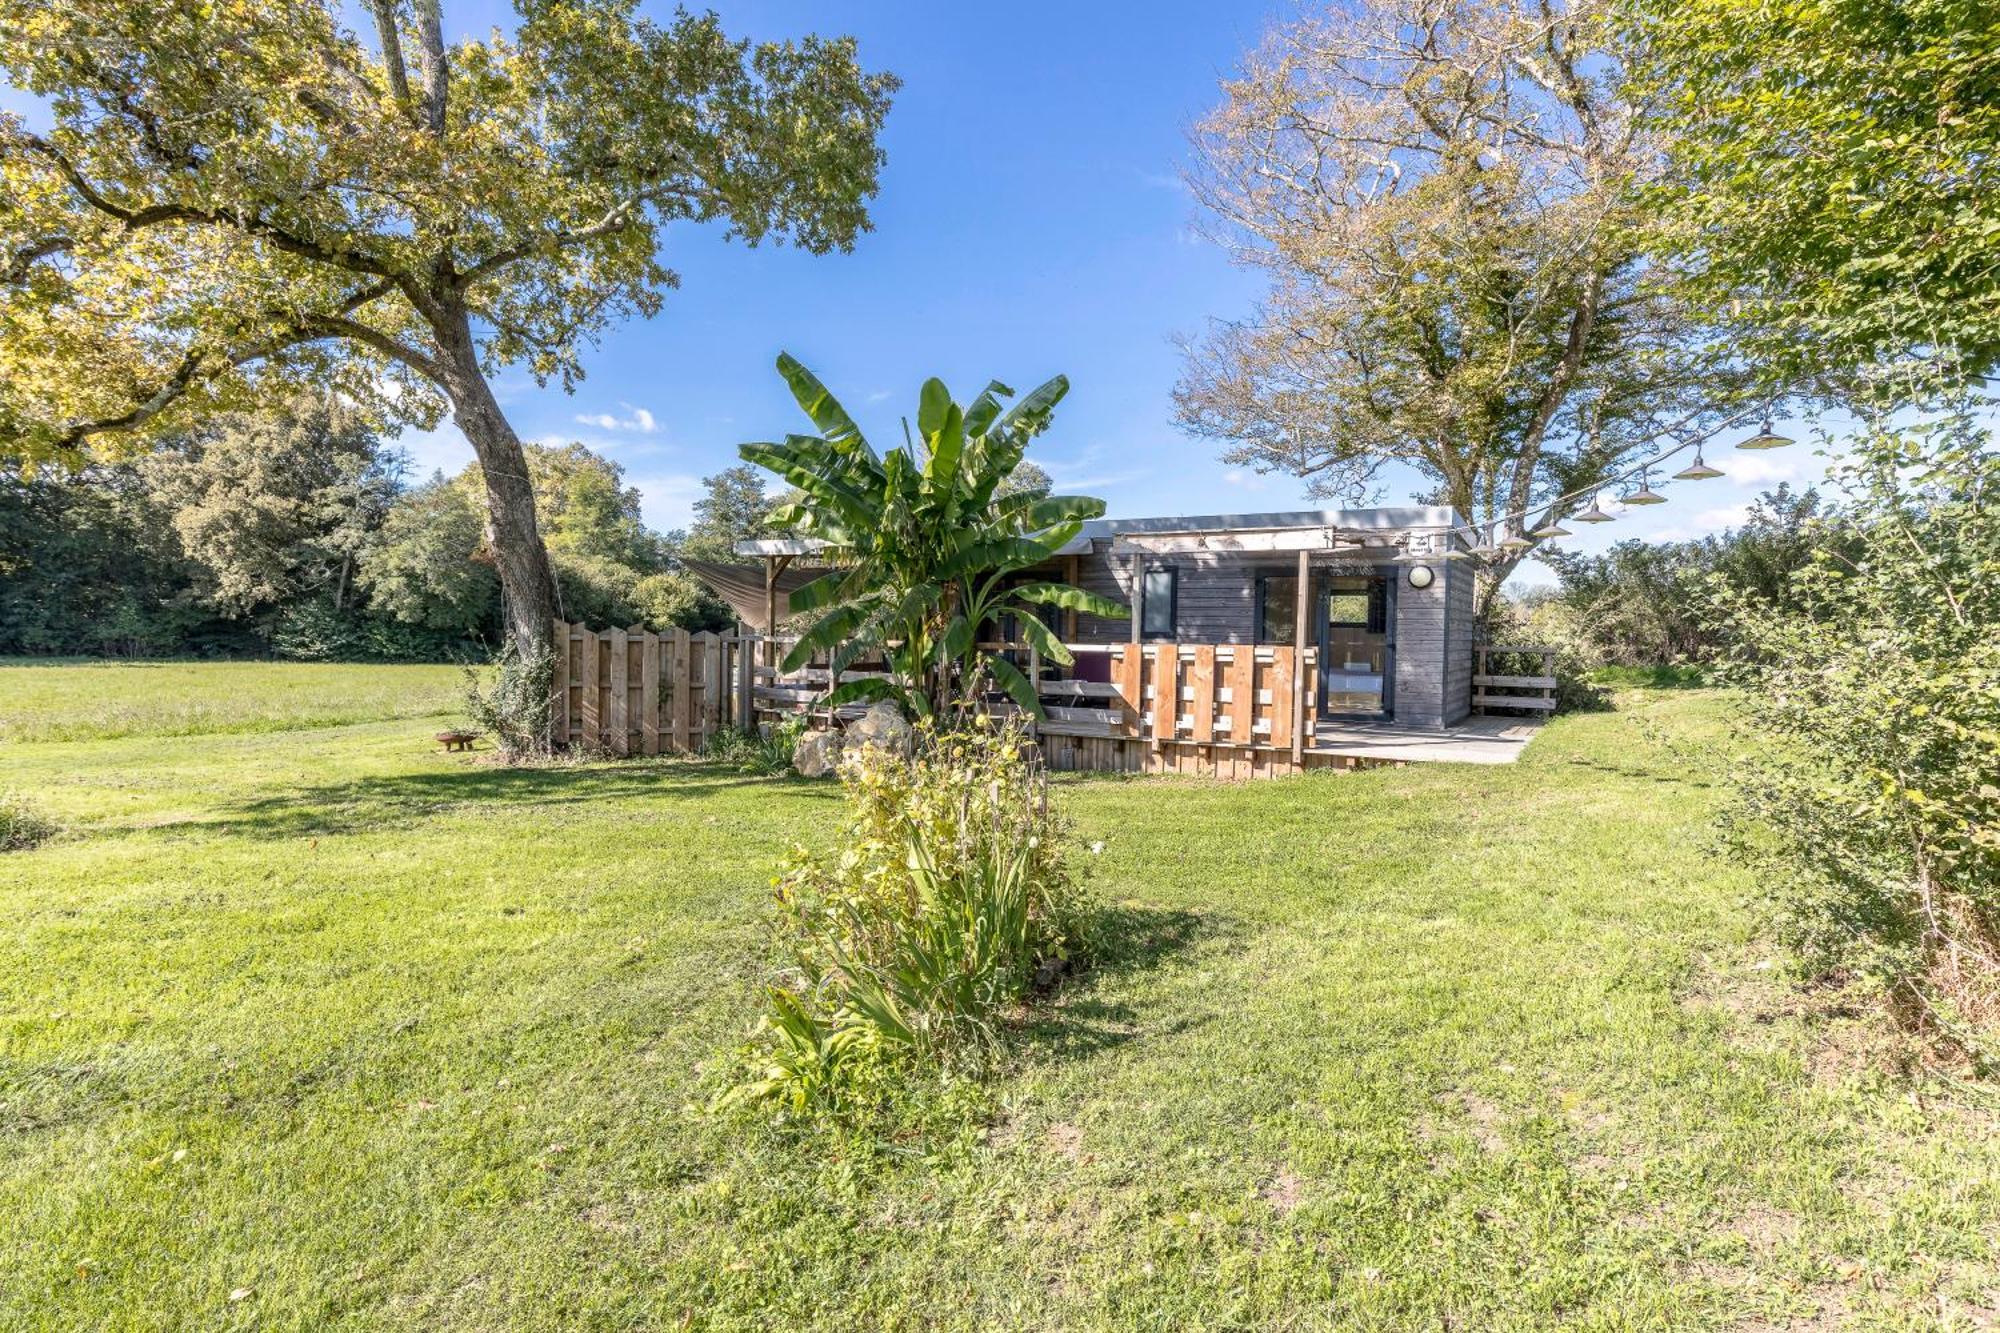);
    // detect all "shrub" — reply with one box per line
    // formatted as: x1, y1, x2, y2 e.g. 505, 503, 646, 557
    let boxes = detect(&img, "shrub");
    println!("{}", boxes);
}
461, 643, 555, 761
1715, 420, 2000, 1067
0, 792, 57, 851
723, 719, 1093, 1116
704, 716, 807, 775
1484, 598, 1609, 713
